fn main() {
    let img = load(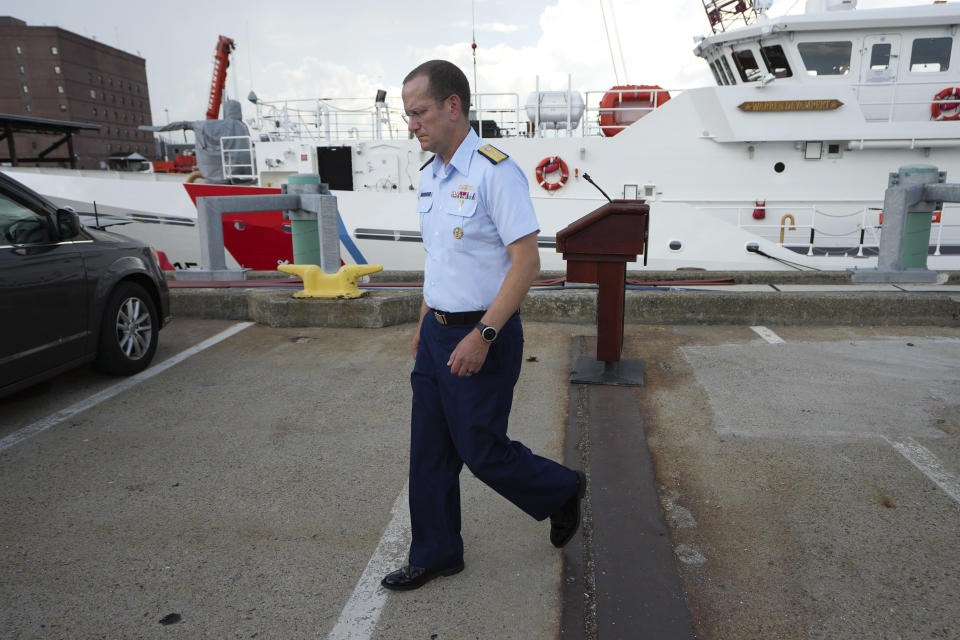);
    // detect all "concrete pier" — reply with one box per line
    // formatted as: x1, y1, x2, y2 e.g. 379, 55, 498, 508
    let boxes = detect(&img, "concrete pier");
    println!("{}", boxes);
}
166, 270, 960, 328
2, 275, 959, 639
